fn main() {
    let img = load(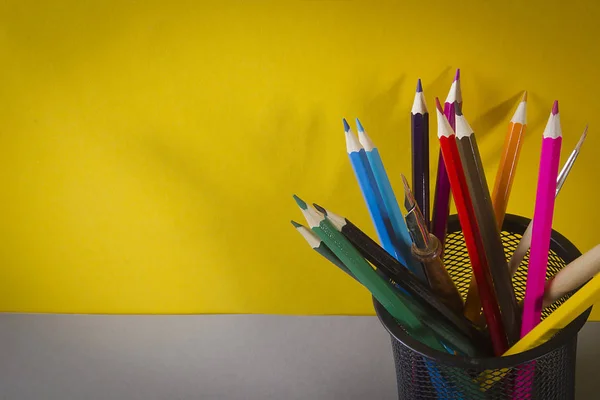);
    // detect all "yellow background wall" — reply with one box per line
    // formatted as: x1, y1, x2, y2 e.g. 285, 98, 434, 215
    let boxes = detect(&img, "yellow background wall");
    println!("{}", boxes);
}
1, 0, 599, 318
